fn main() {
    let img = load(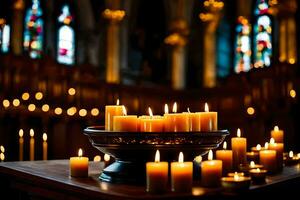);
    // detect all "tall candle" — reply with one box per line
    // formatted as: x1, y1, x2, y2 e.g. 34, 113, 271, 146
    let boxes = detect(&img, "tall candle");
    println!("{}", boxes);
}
183, 108, 201, 131
259, 150, 277, 174
216, 142, 233, 175
19, 129, 24, 161
140, 108, 164, 132
164, 102, 189, 132
271, 126, 284, 143
171, 152, 193, 192
146, 150, 168, 193
43, 133, 48, 160
199, 103, 217, 131
268, 138, 283, 172
70, 148, 89, 177
113, 106, 138, 131
29, 129, 35, 161
201, 150, 222, 187
231, 128, 247, 169
105, 99, 123, 131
